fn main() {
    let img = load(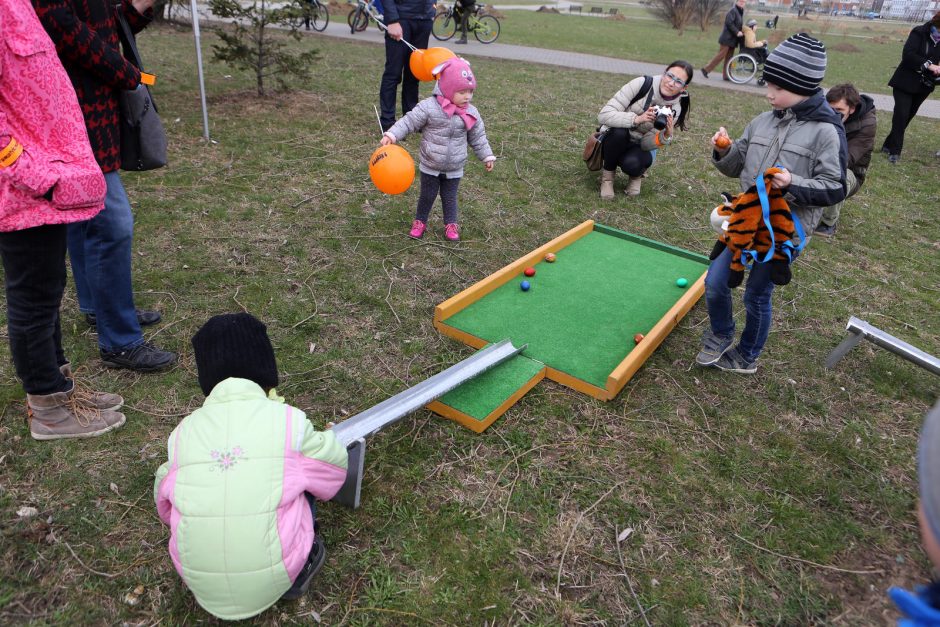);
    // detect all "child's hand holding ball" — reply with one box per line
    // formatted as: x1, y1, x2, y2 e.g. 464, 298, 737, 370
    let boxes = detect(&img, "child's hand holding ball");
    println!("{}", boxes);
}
713, 128, 732, 151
